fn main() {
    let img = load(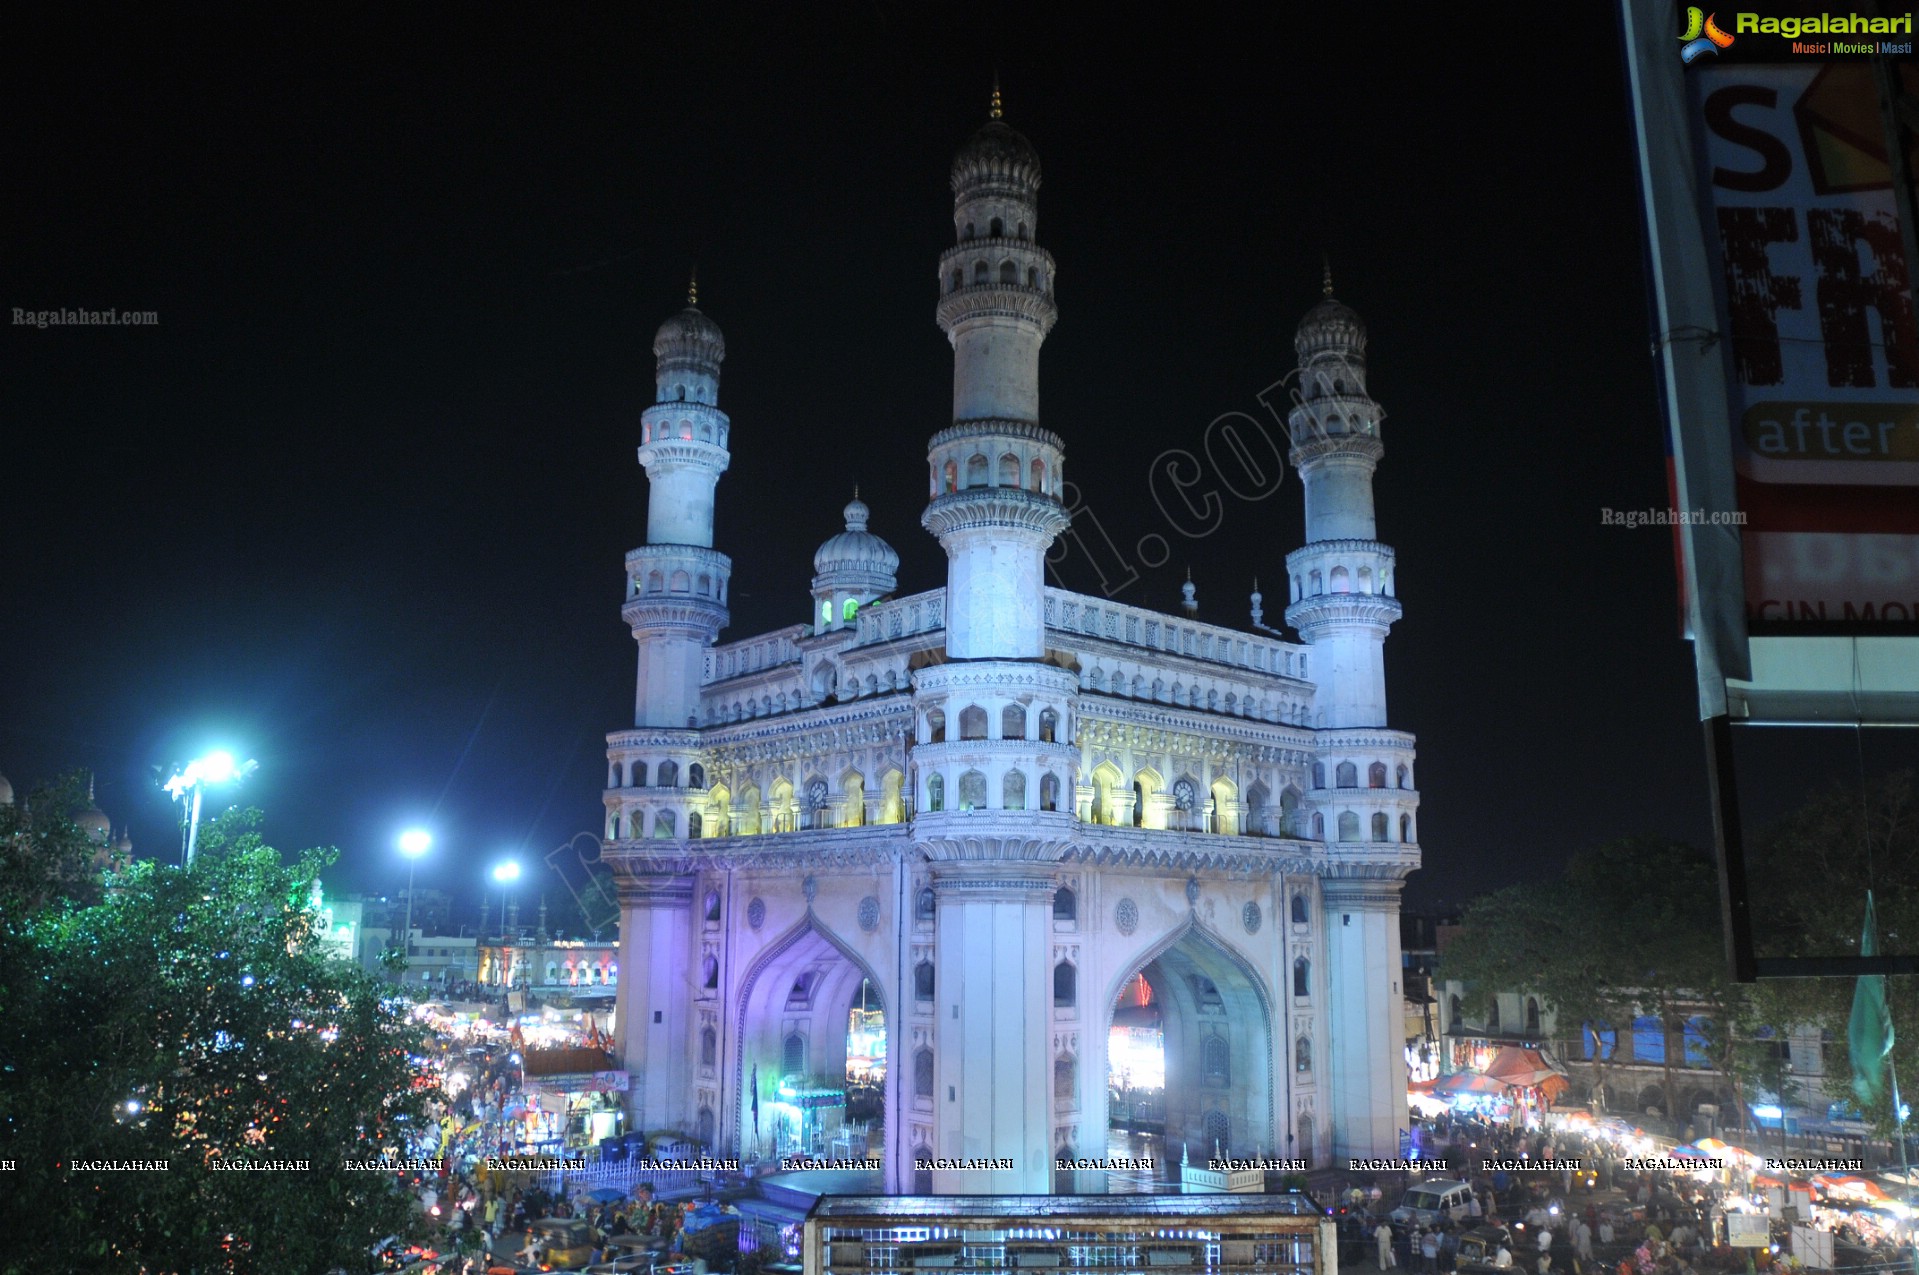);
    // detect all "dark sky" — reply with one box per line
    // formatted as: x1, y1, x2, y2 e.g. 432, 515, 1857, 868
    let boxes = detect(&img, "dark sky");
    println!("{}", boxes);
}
9, 7, 1909, 928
